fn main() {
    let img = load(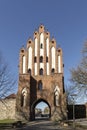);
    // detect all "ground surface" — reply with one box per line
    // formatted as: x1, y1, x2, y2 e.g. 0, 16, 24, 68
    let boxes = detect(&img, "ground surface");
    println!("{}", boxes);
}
0, 119, 87, 130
